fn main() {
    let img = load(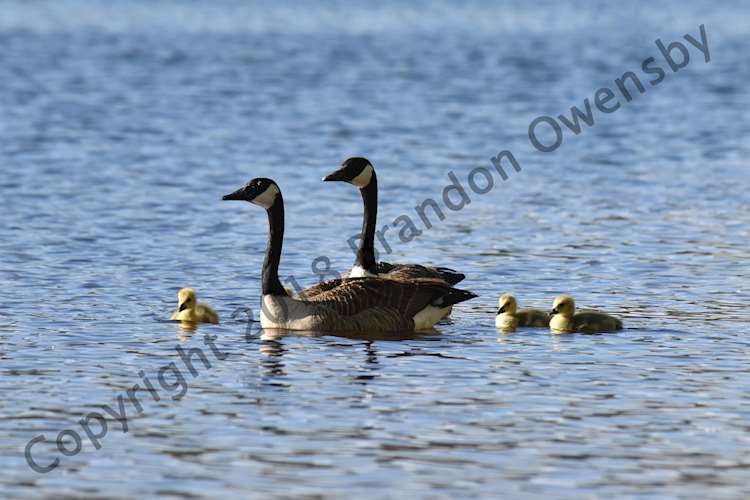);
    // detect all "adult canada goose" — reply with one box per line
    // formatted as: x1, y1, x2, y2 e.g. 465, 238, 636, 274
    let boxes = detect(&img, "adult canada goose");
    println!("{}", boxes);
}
222, 178, 477, 333
496, 293, 549, 331
322, 157, 465, 285
170, 288, 219, 324
548, 295, 623, 333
